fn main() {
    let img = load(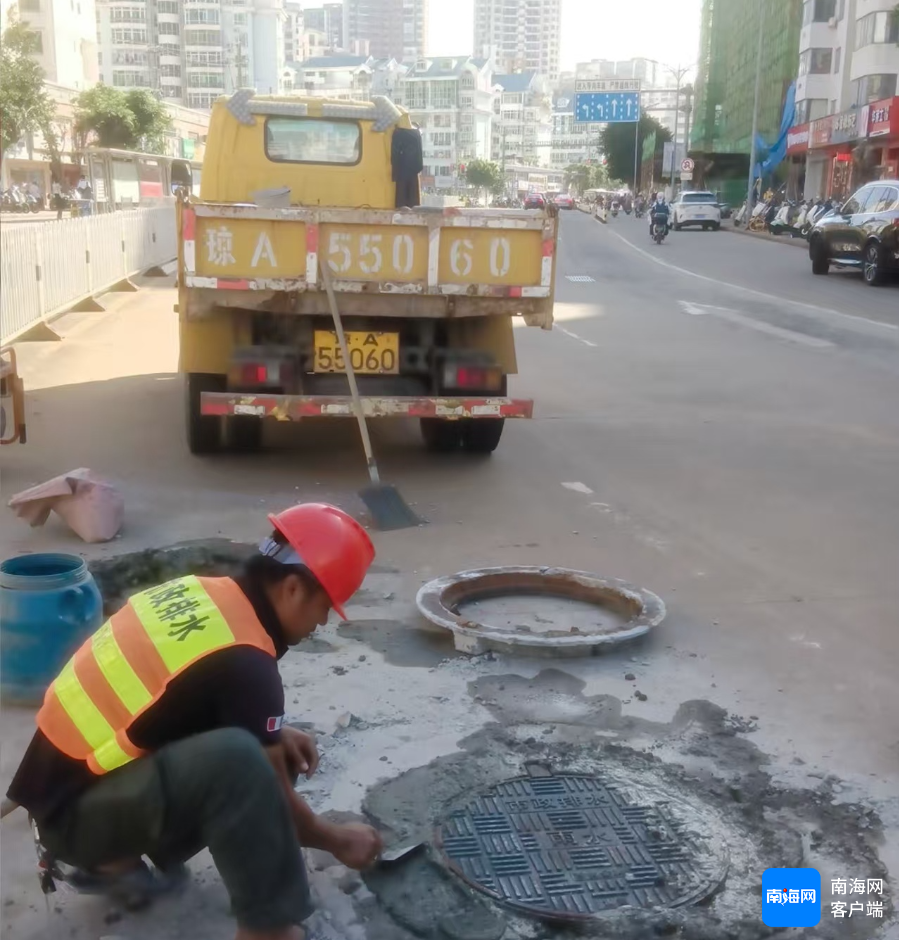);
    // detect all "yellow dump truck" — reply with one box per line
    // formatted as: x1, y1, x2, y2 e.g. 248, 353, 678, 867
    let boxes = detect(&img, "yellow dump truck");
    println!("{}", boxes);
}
175, 91, 557, 454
